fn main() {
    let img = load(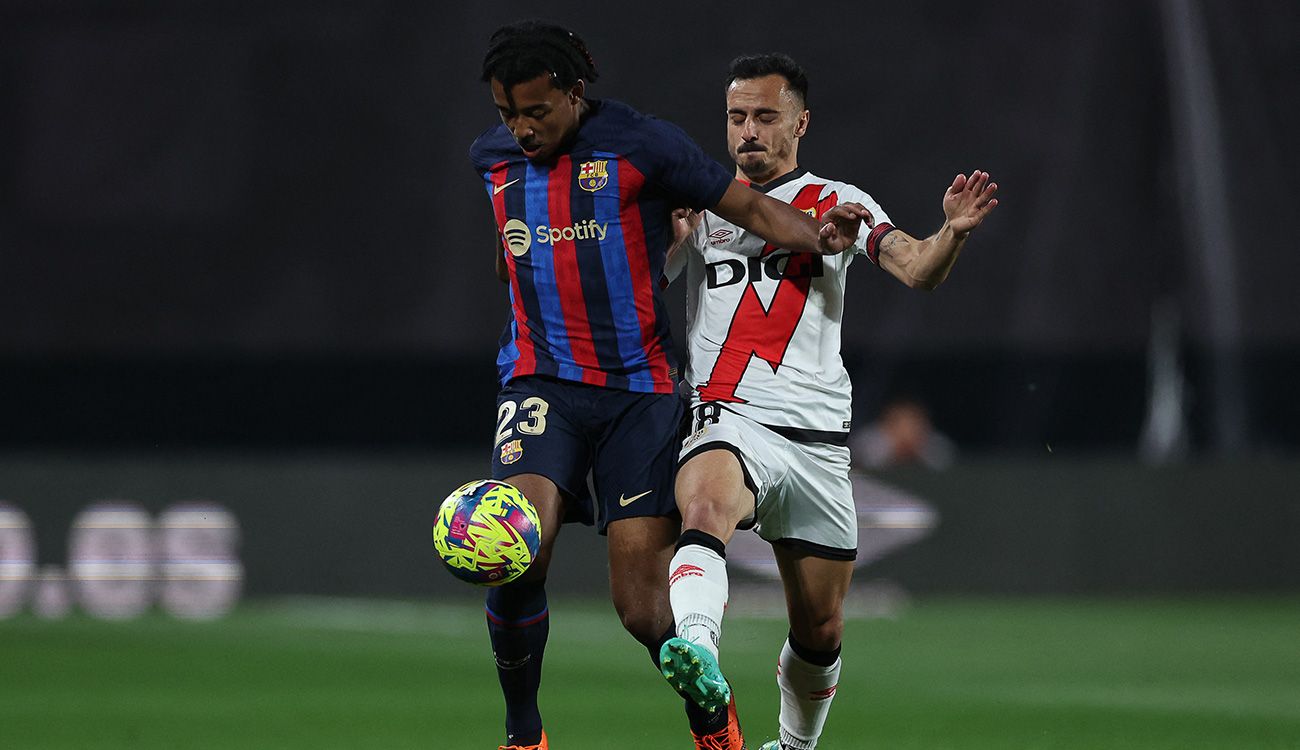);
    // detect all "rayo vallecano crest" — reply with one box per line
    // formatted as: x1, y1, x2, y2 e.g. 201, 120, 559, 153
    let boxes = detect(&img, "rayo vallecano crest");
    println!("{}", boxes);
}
578, 160, 609, 192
